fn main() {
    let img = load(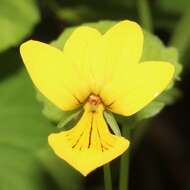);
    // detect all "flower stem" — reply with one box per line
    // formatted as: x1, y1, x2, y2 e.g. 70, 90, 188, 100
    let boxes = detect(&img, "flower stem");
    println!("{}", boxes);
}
119, 125, 131, 190
103, 164, 112, 190
137, 0, 153, 32
169, 8, 190, 59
